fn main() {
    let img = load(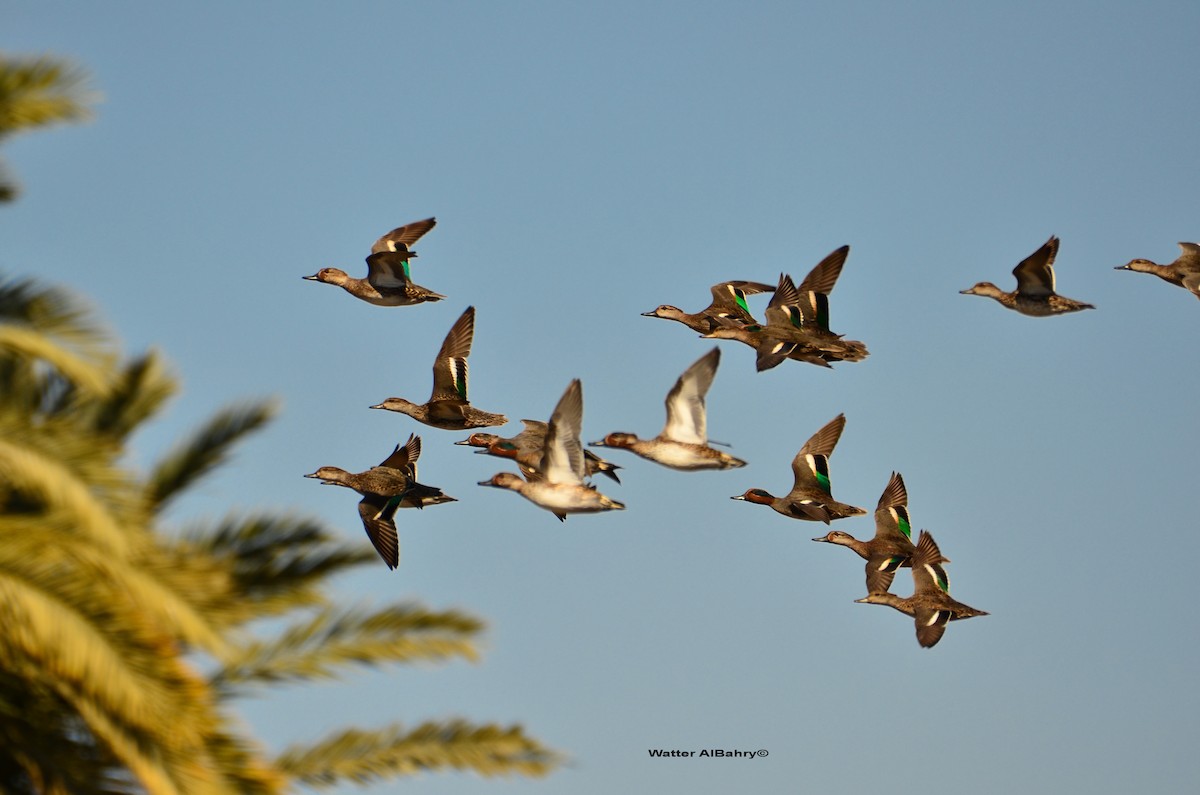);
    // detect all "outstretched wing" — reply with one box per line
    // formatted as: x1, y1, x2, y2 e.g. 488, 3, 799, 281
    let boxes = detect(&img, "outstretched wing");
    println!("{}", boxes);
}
541, 379, 585, 484
357, 494, 400, 570
661, 347, 719, 444
370, 217, 437, 255
430, 306, 475, 402
1012, 236, 1059, 297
